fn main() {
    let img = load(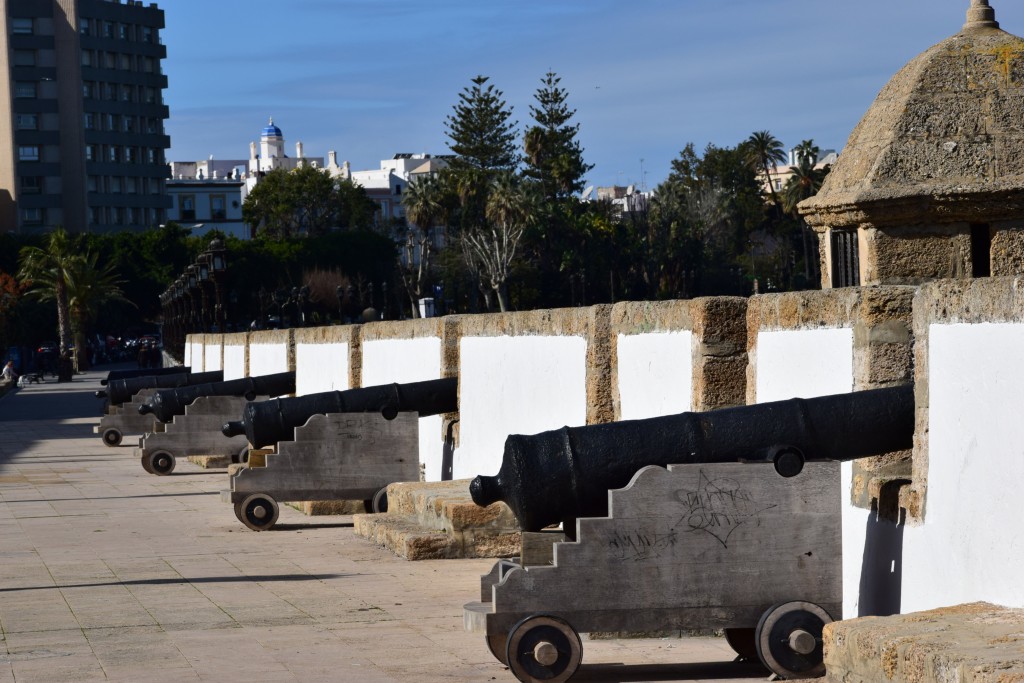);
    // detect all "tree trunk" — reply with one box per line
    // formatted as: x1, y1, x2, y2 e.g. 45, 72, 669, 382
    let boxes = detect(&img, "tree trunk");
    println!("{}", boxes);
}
56, 280, 73, 356
495, 283, 509, 312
